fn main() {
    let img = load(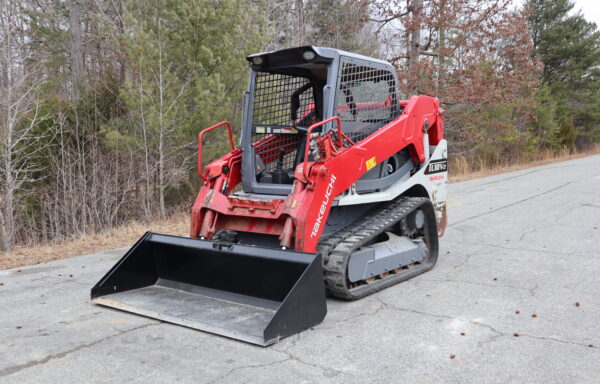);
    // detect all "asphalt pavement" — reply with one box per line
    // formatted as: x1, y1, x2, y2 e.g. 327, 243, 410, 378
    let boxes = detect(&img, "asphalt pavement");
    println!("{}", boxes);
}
1, 155, 599, 383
